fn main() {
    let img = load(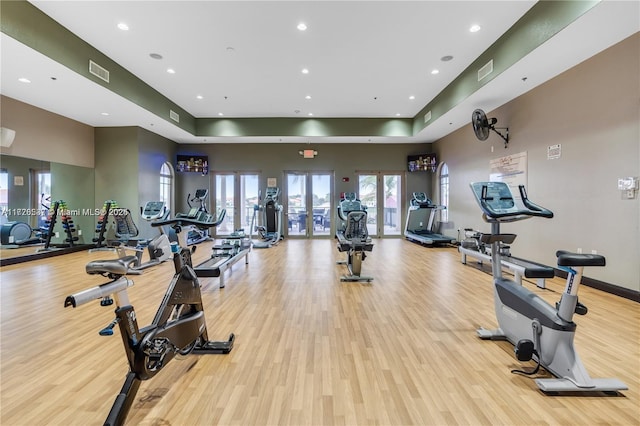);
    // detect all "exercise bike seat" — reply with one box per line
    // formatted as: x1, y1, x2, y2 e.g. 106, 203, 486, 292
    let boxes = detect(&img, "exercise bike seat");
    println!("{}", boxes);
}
86, 255, 138, 276
556, 250, 606, 267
